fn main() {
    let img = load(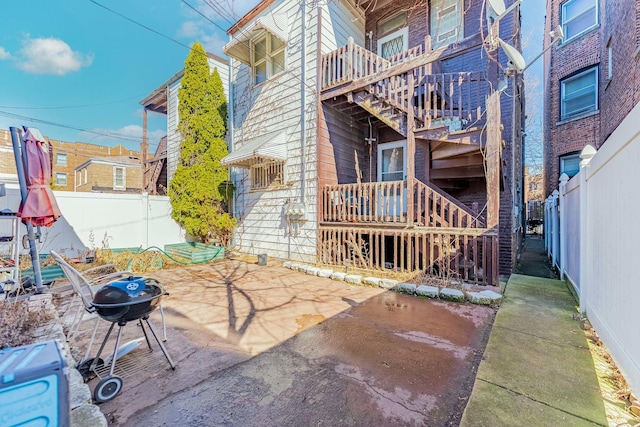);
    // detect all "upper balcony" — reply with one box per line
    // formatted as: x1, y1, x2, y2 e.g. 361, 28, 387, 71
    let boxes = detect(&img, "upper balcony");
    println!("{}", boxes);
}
319, 38, 490, 138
